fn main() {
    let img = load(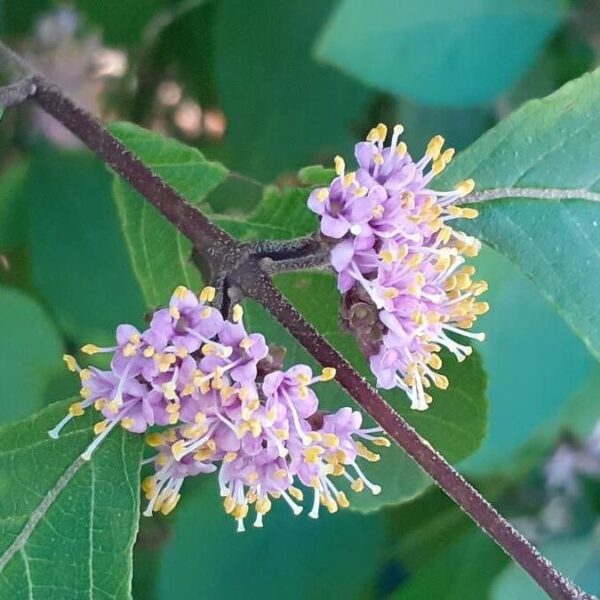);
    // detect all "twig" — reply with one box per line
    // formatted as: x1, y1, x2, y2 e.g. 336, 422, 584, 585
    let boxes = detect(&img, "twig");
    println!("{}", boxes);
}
0, 76, 37, 108
0, 38, 593, 600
